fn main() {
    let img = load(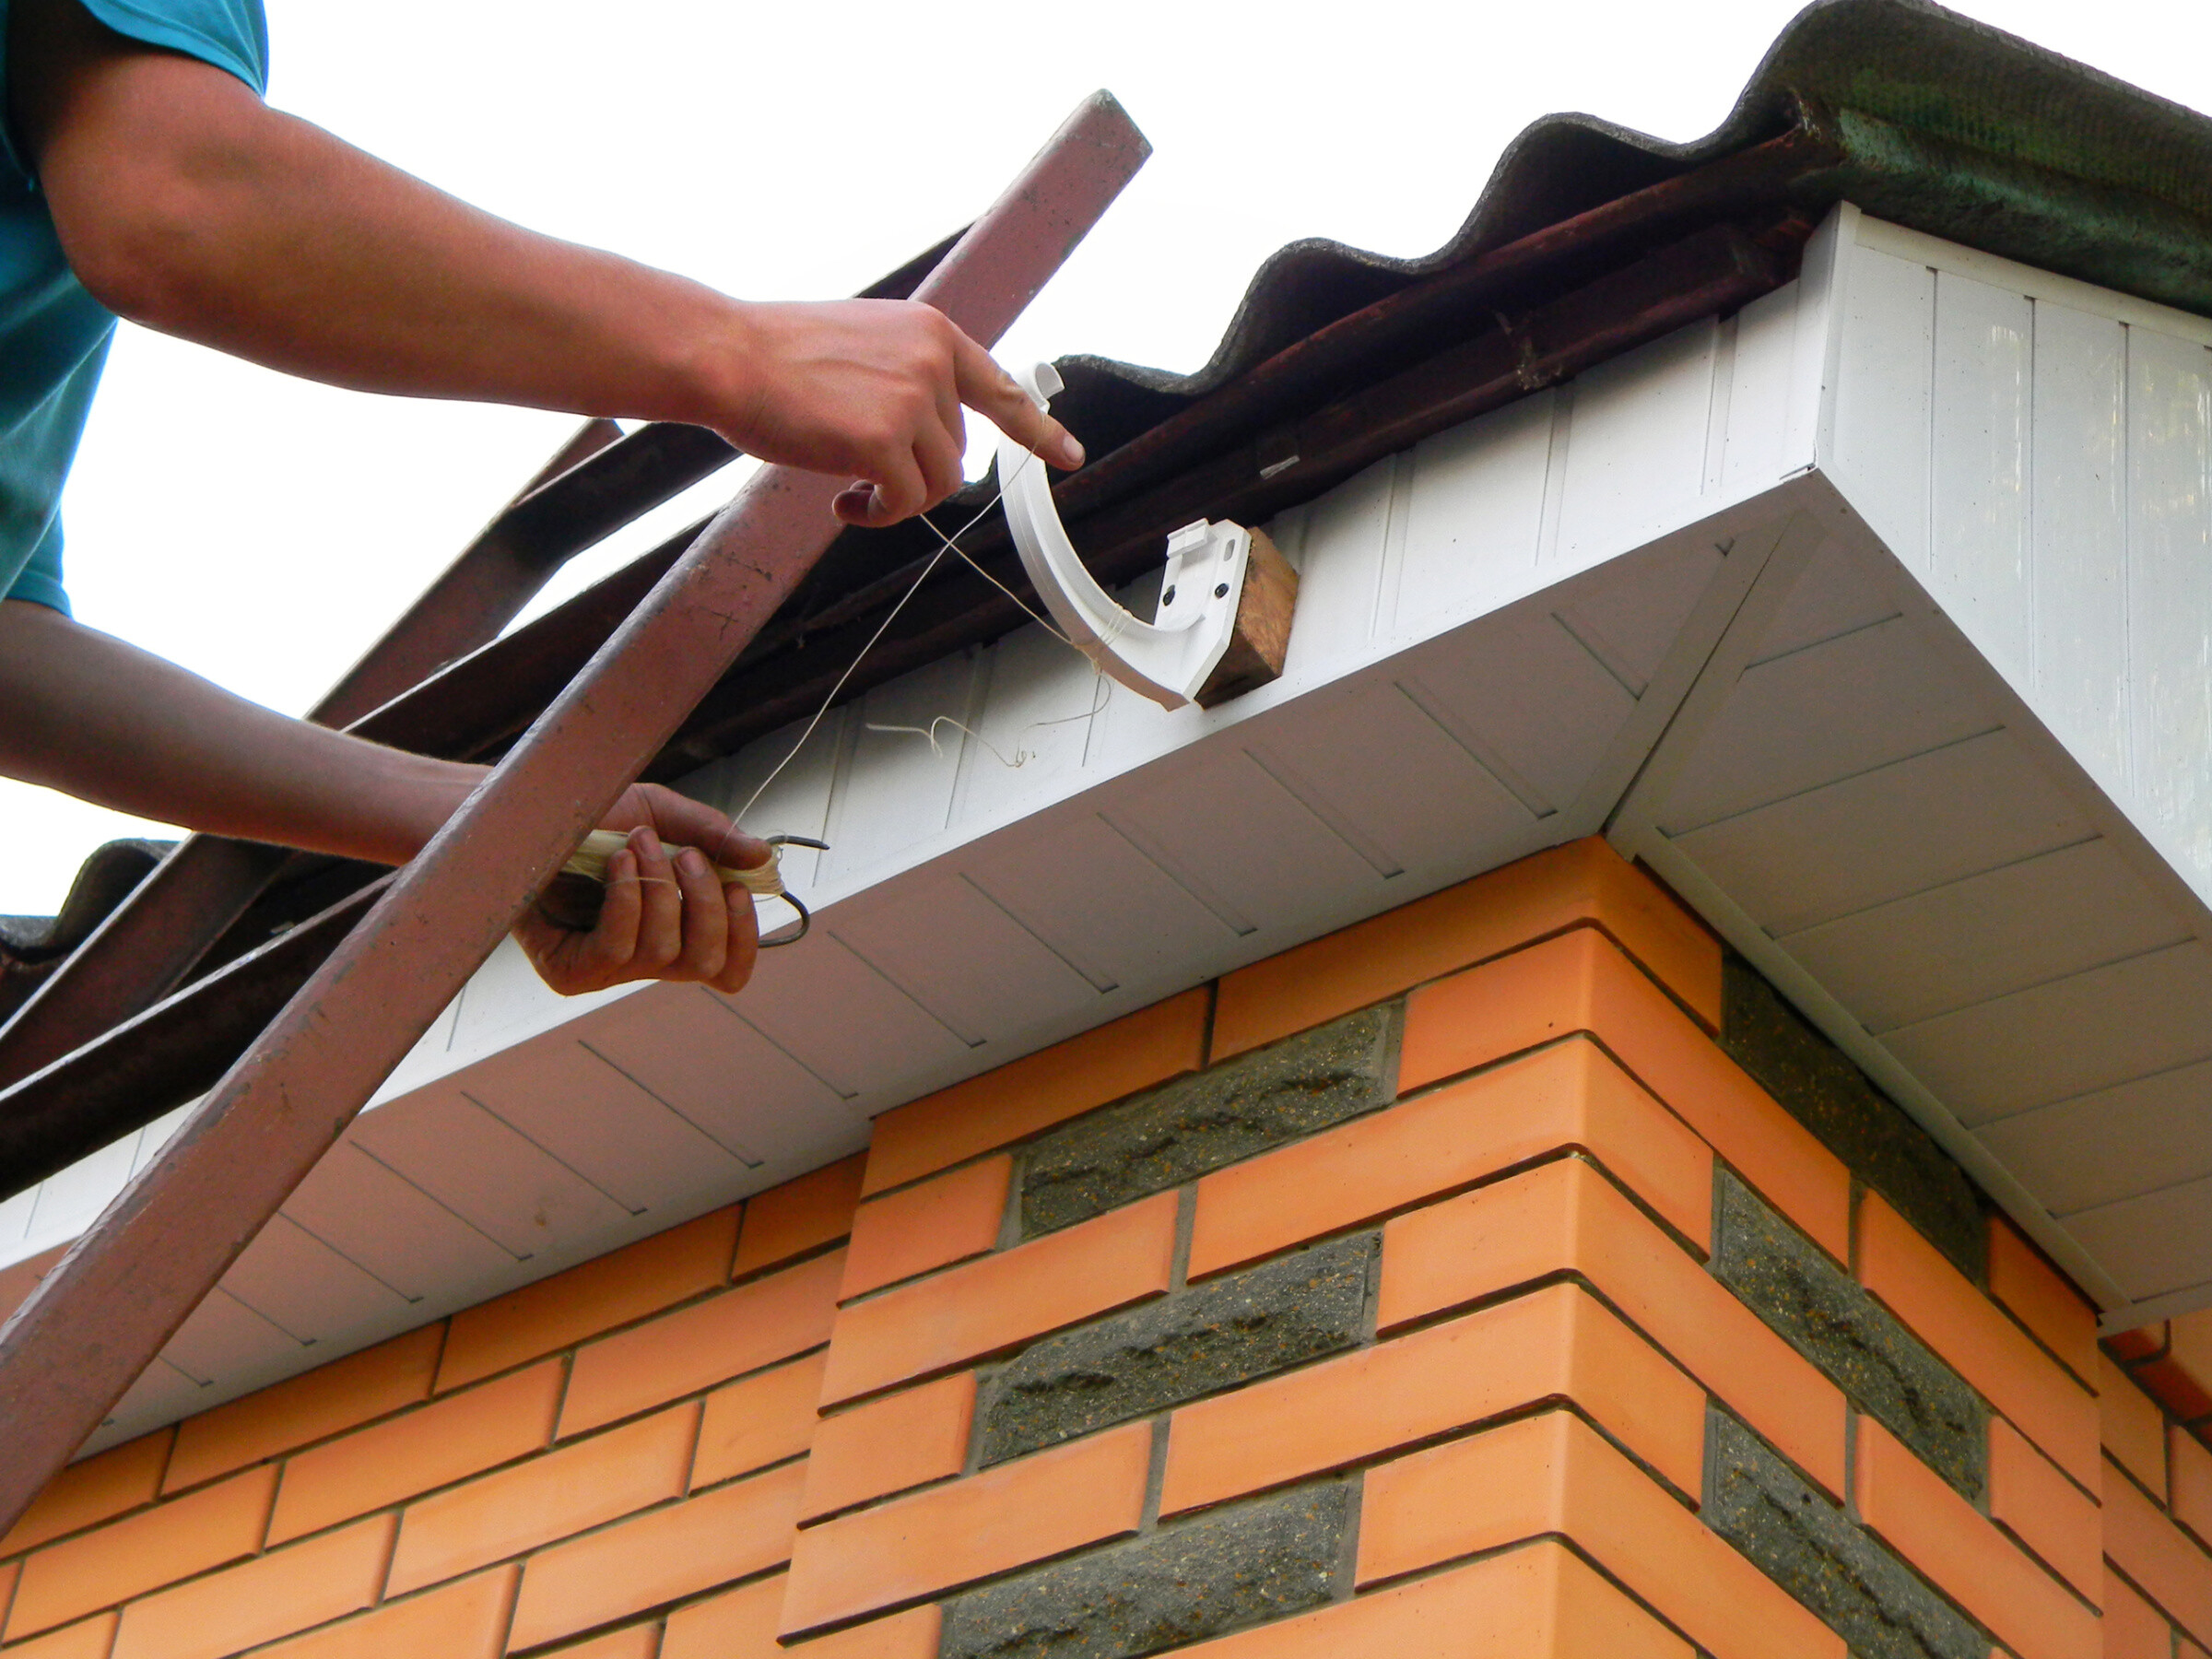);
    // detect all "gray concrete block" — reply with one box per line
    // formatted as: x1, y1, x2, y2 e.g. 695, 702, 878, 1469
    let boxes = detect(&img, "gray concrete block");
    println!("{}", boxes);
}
1704, 1411, 1986, 1659
976, 1235, 1374, 1467
1721, 959, 1985, 1281
1019, 1007, 1395, 1237
939, 1483, 1349, 1659
1712, 1170, 1985, 1500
